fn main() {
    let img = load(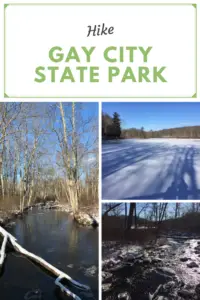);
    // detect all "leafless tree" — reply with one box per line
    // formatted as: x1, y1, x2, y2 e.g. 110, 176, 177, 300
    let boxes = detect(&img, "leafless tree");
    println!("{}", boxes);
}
0, 102, 98, 214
